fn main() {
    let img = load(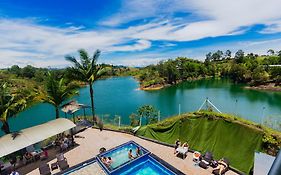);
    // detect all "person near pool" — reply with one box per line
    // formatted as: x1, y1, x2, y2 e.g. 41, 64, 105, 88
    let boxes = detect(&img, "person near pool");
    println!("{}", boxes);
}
128, 149, 135, 160
174, 139, 181, 154
101, 157, 107, 164
101, 157, 112, 167
136, 147, 142, 157
106, 157, 113, 166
